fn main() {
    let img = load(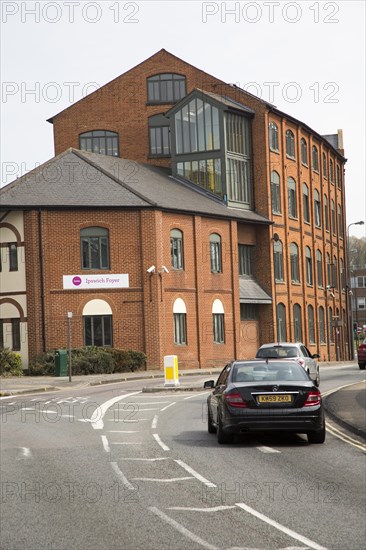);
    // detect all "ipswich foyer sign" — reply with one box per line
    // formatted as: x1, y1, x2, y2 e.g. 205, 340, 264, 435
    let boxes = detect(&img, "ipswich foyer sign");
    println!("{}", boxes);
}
63, 274, 129, 290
